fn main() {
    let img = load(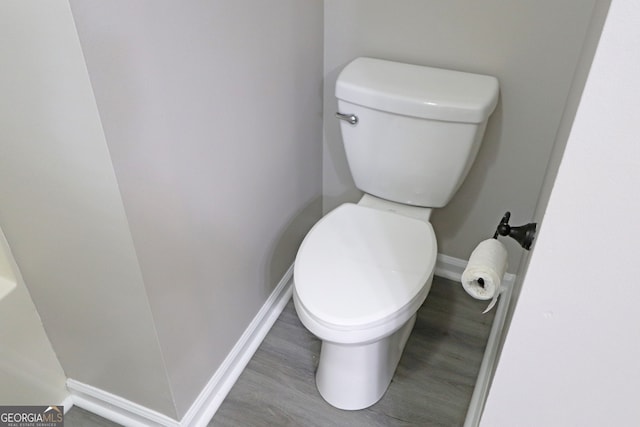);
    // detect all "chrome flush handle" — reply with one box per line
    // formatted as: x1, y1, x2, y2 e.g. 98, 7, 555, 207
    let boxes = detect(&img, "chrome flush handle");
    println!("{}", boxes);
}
335, 112, 358, 125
